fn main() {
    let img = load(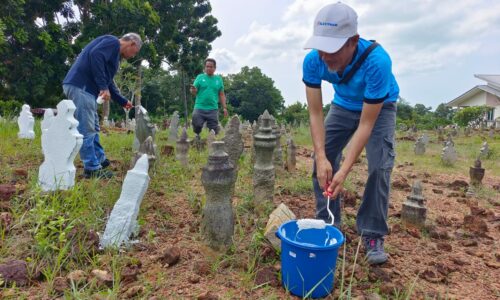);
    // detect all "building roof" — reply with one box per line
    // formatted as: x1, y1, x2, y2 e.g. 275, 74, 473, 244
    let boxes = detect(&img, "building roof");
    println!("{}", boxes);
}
446, 74, 500, 107
475, 74, 500, 89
